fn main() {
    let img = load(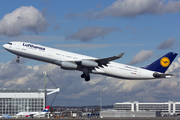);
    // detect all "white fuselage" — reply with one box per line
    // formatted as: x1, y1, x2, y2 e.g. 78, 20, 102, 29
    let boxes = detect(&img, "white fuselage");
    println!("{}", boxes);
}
3, 42, 156, 80
16, 111, 46, 117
